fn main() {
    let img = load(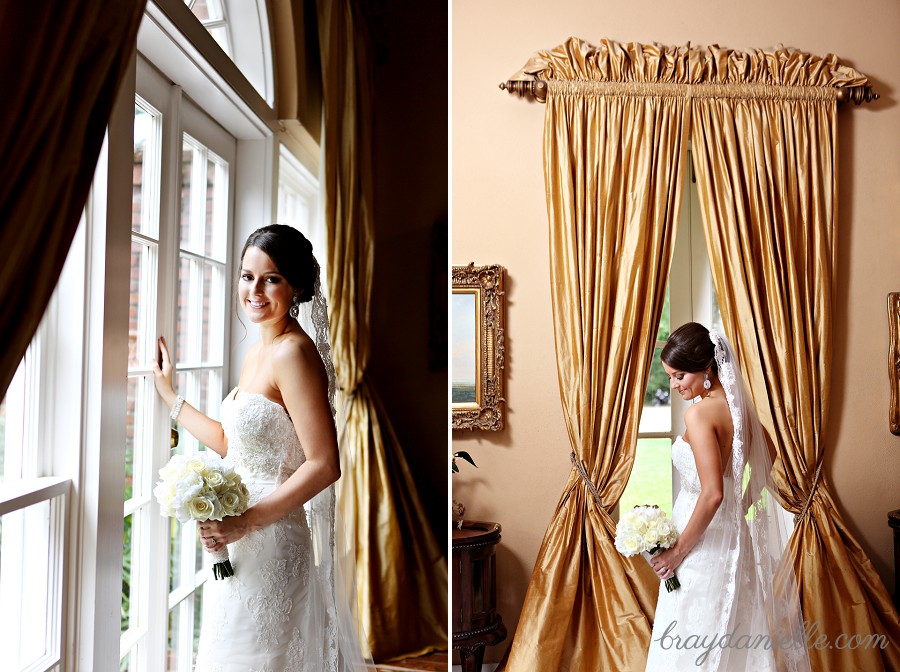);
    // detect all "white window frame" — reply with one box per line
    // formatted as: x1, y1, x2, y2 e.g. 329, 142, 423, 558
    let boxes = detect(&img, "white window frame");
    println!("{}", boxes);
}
119, 55, 237, 672
628, 157, 719, 509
